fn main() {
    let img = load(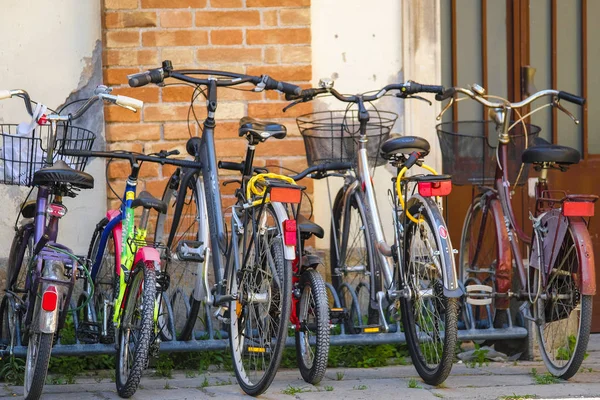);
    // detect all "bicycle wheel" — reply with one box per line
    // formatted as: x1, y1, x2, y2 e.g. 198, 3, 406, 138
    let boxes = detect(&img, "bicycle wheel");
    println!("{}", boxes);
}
533, 226, 593, 379
330, 188, 378, 332
400, 200, 458, 386
295, 268, 330, 384
459, 197, 500, 330
229, 204, 292, 396
6, 222, 34, 293
23, 329, 53, 399
115, 261, 157, 398
155, 170, 205, 341
87, 218, 118, 344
